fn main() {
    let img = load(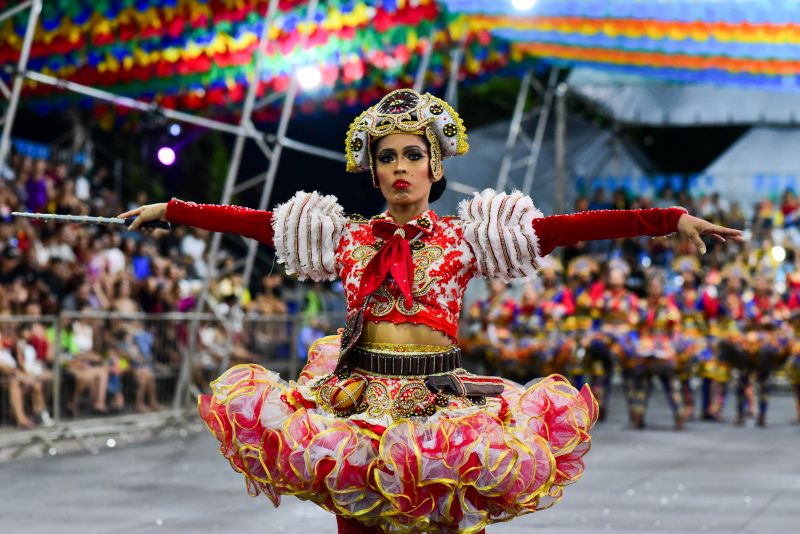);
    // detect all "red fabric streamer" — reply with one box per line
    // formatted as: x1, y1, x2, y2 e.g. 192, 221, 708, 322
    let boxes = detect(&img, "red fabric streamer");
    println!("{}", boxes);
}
357, 221, 420, 306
